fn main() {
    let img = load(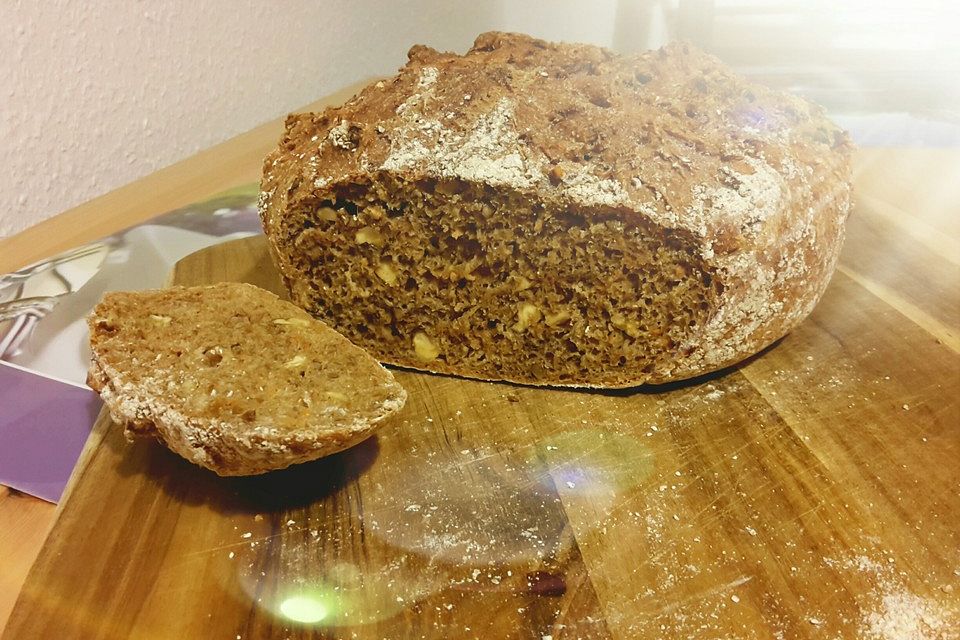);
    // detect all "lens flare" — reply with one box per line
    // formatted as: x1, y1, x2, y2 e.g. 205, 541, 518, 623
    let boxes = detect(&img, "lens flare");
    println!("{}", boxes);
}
279, 594, 328, 624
